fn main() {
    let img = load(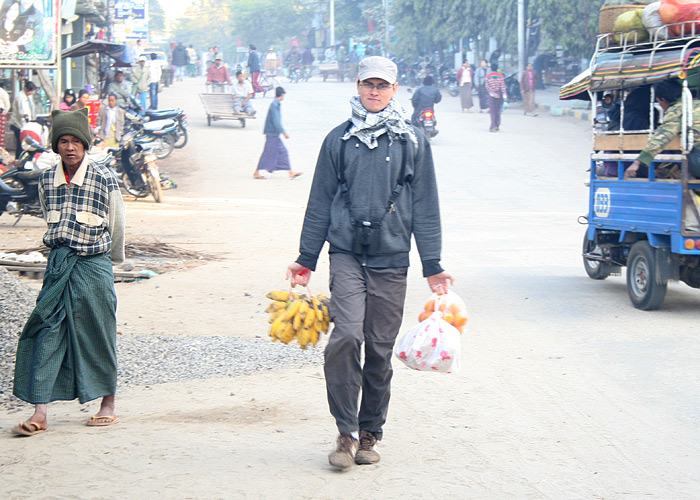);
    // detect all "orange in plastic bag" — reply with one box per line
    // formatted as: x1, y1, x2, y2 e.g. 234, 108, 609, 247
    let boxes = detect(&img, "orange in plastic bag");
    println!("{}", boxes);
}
419, 290, 469, 333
